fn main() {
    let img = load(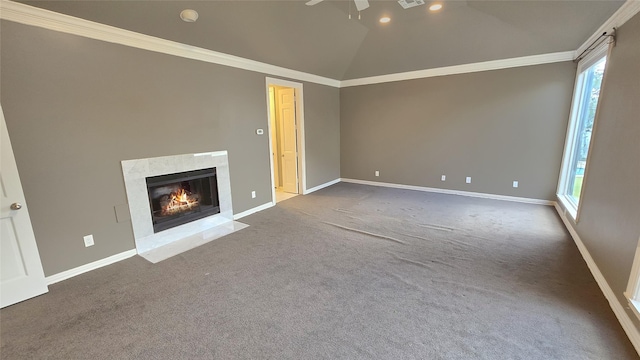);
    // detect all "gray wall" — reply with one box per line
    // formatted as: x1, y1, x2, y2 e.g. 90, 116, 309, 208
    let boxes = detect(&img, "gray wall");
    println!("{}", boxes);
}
559, 12, 640, 329
304, 82, 341, 188
0, 21, 340, 276
340, 62, 577, 200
